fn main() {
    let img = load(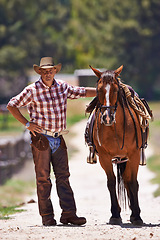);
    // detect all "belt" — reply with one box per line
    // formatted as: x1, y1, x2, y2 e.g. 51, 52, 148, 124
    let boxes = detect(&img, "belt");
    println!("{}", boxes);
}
42, 129, 69, 138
